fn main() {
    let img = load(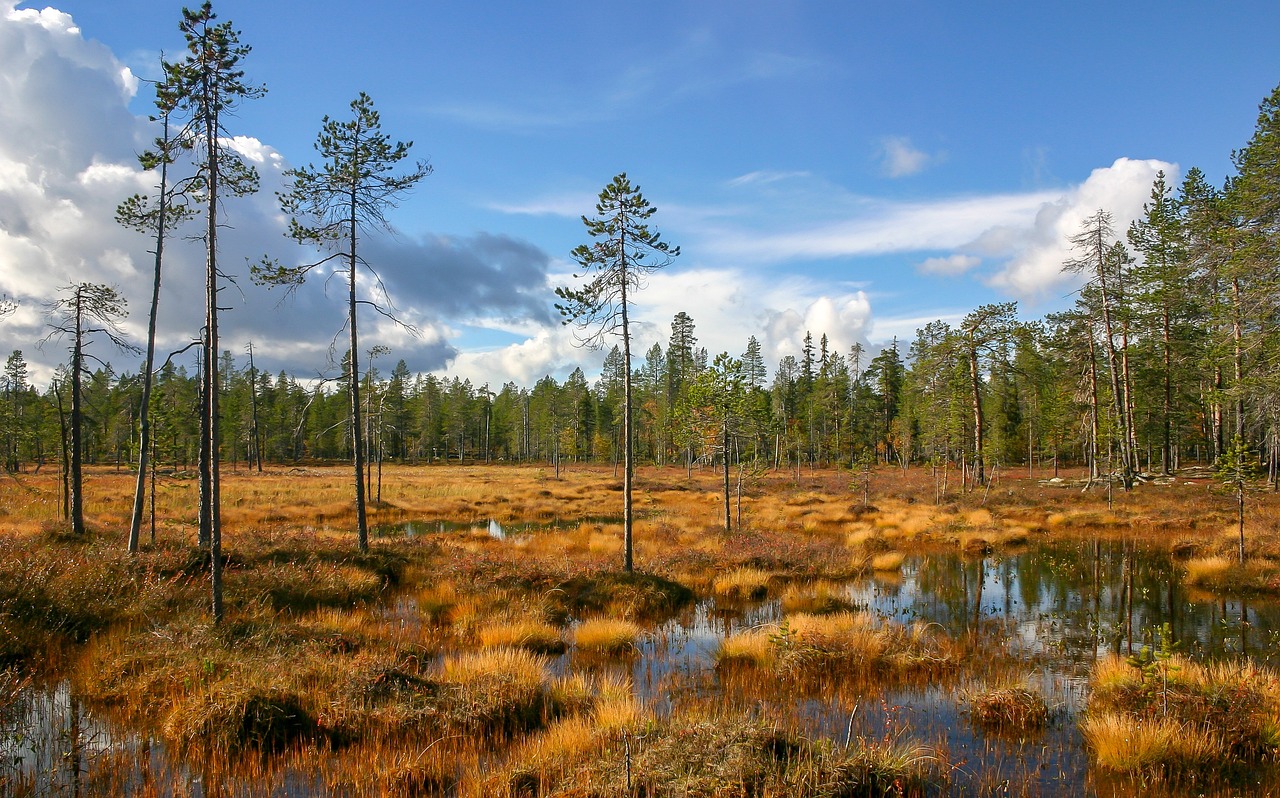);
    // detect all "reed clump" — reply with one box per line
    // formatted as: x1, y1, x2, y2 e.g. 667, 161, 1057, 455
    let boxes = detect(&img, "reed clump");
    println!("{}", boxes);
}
572, 617, 641, 656
471, 711, 942, 797
717, 611, 956, 677
1085, 652, 1280, 776
435, 647, 552, 733
548, 571, 694, 621
1183, 556, 1280, 593
780, 581, 856, 615
476, 619, 565, 654
968, 686, 1049, 734
712, 567, 774, 600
